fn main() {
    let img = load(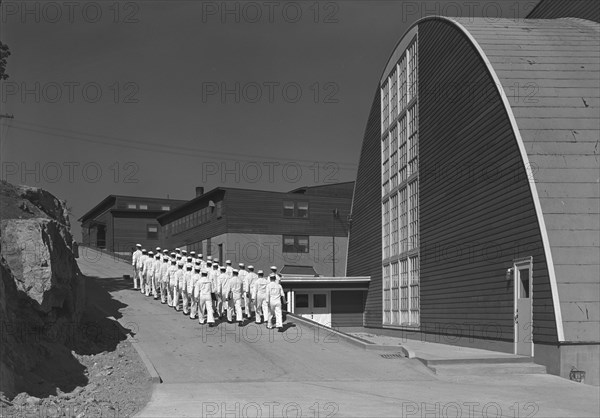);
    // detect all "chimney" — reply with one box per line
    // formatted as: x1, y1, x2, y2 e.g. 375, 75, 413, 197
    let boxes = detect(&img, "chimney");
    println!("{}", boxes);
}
195, 187, 204, 197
